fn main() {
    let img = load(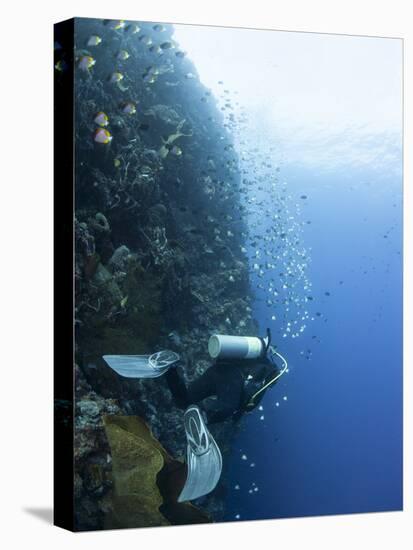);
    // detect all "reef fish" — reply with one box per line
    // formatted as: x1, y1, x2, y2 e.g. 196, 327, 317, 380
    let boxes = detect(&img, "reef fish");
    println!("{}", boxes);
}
117, 50, 130, 61
121, 102, 136, 115
105, 19, 125, 30
54, 59, 67, 72
139, 35, 153, 46
93, 128, 112, 144
170, 145, 182, 156
109, 72, 124, 83
78, 55, 95, 71
87, 35, 102, 46
94, 112, 109, 127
